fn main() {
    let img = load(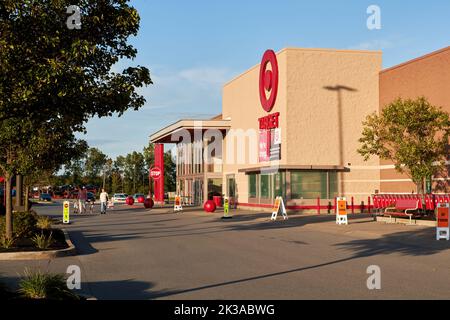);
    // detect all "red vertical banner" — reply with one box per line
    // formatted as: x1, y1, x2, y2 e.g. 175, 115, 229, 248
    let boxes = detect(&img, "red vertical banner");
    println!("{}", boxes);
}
154, 144, 165, 203
259, 130, 270, 162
